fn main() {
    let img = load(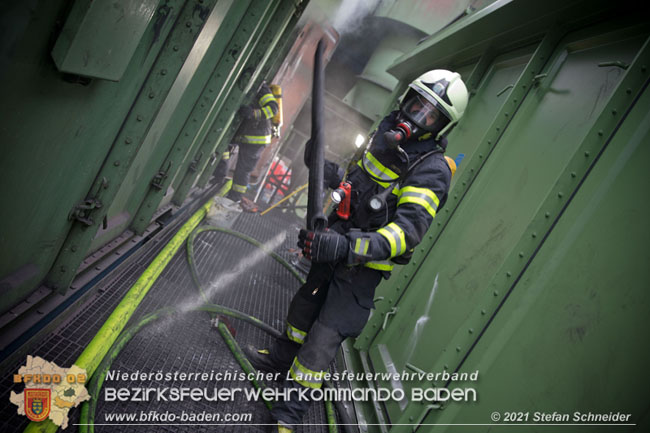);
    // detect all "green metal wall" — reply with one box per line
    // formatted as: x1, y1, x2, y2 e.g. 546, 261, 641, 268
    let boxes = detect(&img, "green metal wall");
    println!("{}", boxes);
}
352, 0, 650, 431
0, 0, 308, 314
434, 83, 650, 430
